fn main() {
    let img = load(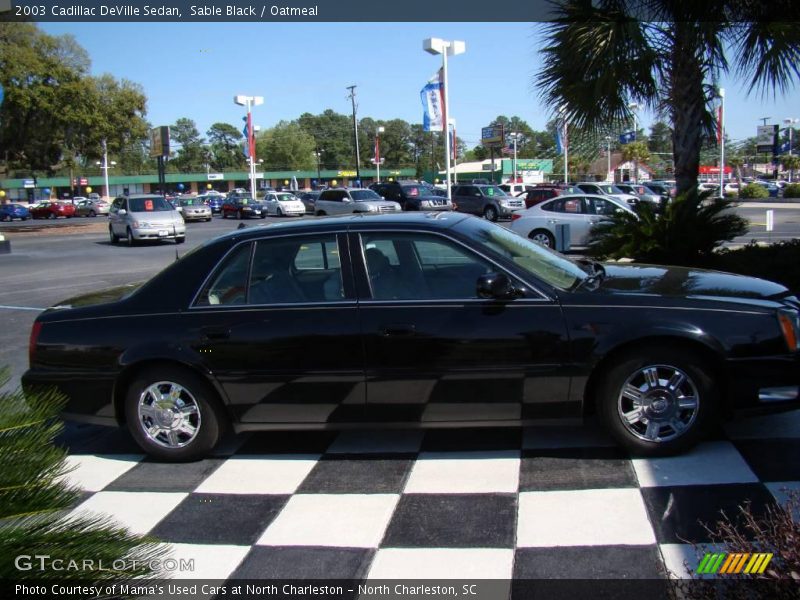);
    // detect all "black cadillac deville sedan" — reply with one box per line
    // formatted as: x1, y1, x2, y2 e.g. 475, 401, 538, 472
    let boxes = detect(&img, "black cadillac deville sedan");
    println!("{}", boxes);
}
23, 213, 800, 461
